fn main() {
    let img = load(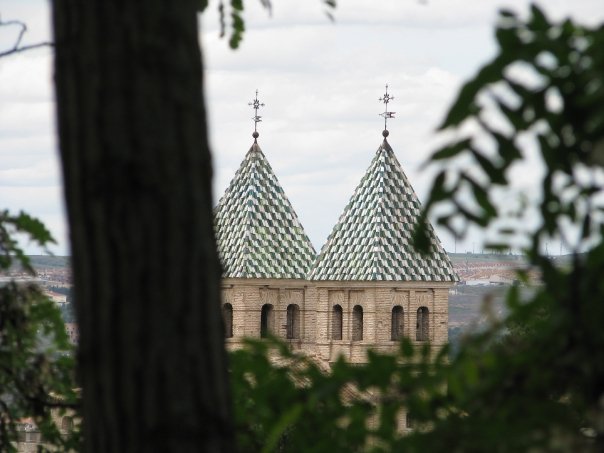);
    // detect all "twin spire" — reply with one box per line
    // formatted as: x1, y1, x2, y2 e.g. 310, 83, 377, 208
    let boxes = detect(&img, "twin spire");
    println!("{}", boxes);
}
248, 89, 264, 142
379, 84, 395, 137
214, 86, 457, 282
247, 85, 396, 141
